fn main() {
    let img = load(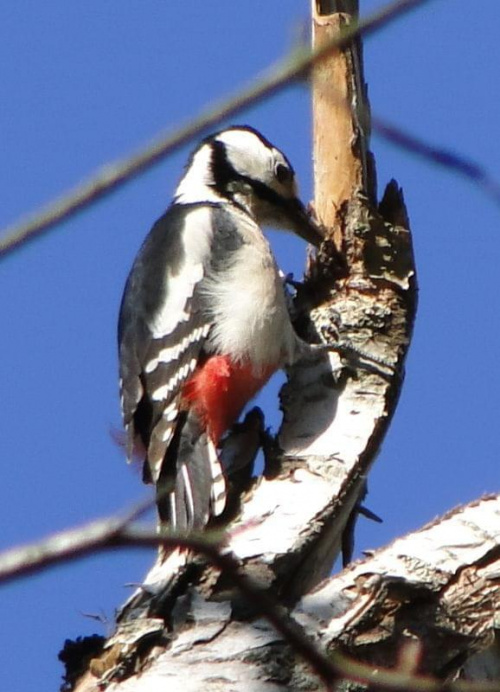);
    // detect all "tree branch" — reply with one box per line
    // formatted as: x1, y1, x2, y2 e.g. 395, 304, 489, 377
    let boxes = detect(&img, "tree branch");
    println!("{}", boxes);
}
3, 495, 498, 690
0, 0, 433, 259
40, 495, 499, 692
295, 494, 500, 688
373, 115, 500, 208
